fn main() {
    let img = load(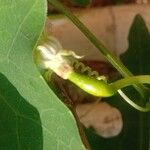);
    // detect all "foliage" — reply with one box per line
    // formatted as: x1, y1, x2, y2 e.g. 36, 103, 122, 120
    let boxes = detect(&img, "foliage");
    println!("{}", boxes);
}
121, 15, 150, 75
0, 0, 149, 150
0, 1, 85, 150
